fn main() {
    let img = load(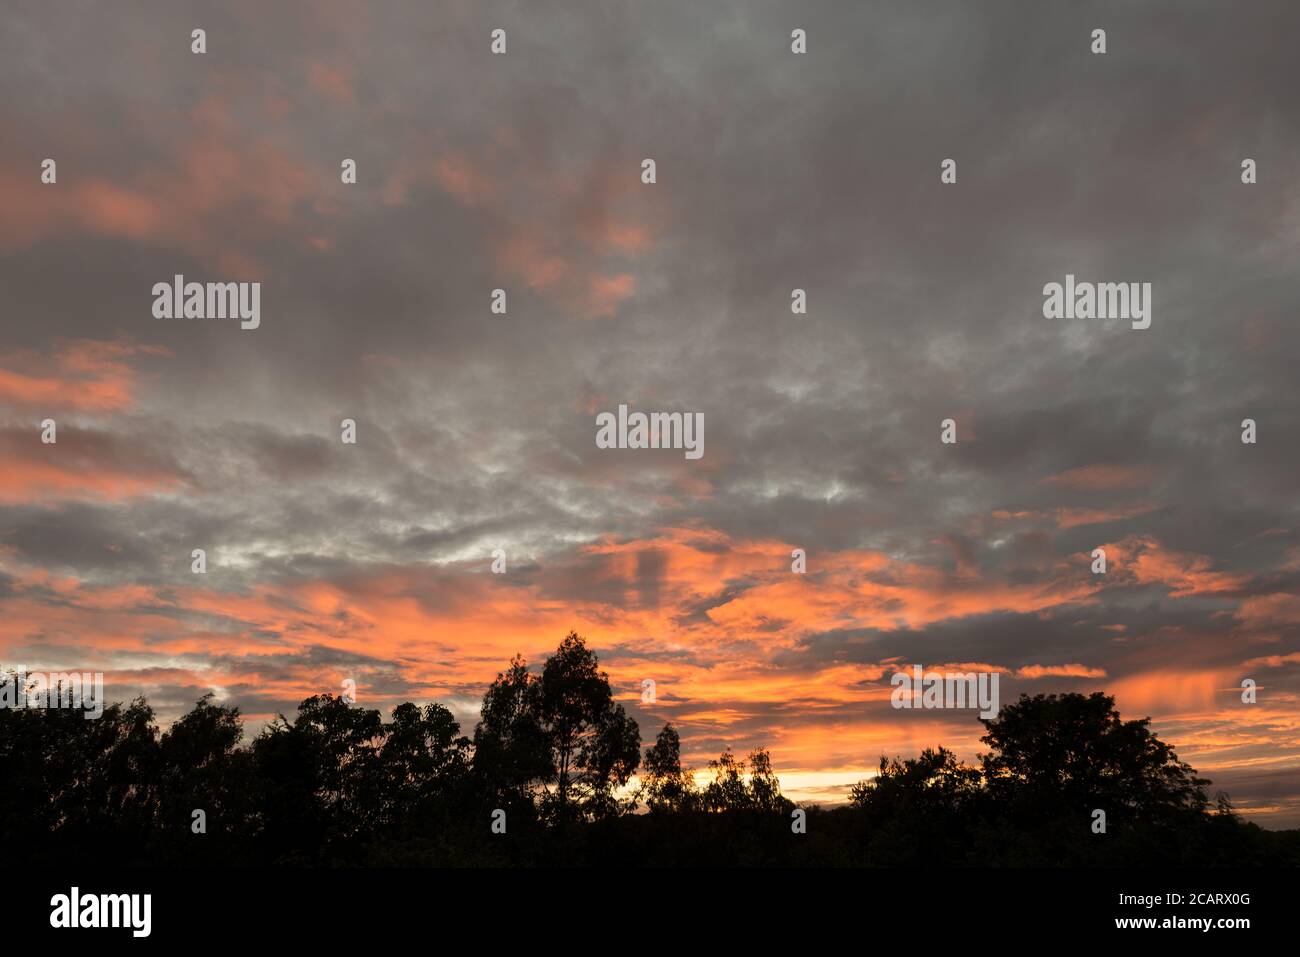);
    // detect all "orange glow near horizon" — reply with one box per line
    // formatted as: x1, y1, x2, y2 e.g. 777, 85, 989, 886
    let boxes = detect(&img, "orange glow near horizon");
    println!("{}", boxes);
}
2, 502, 1296, 821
